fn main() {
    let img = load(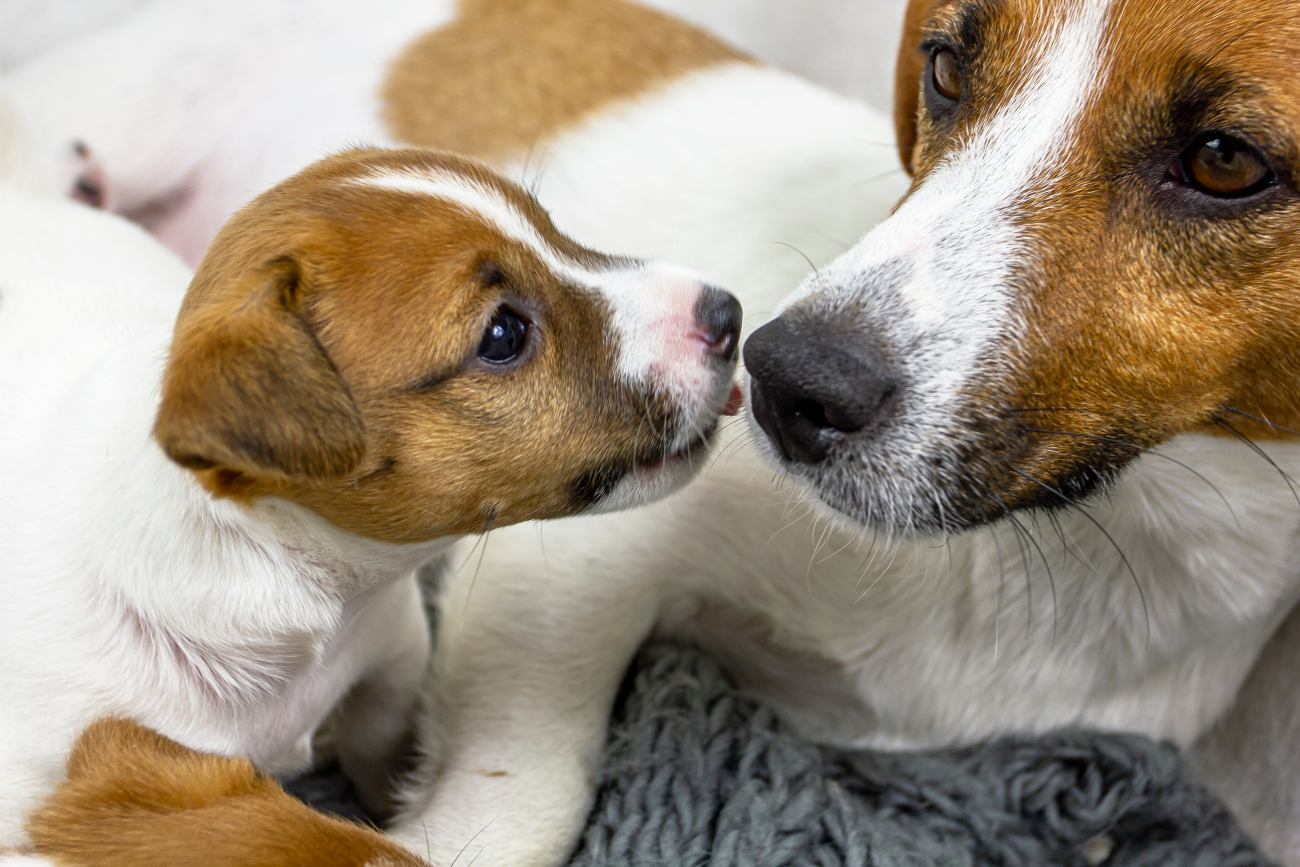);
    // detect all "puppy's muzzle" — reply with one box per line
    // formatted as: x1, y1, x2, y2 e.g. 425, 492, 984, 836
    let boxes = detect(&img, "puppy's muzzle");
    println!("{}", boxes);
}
744, 314, 899, 465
